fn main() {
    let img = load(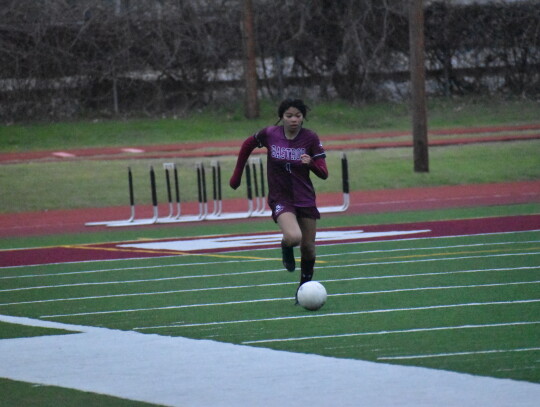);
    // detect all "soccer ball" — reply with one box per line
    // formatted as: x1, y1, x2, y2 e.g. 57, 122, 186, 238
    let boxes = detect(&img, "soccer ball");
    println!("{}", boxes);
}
297, 281, 327, 311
